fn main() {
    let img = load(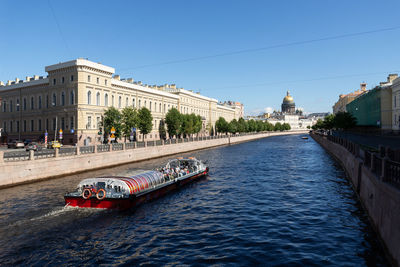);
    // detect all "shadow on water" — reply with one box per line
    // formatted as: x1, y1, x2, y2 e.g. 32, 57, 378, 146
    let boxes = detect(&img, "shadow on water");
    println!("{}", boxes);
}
0, 135, 390, 266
